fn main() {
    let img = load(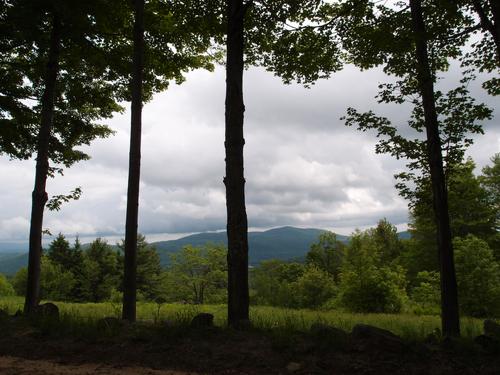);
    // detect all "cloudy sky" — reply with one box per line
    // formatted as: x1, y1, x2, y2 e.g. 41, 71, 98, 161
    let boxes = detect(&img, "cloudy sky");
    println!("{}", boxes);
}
0, 64, 498, 245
